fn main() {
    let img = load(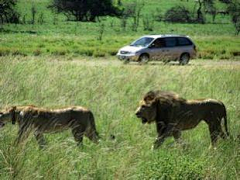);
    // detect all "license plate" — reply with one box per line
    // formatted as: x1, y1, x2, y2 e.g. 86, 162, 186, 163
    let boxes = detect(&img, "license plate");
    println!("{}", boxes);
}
119, 56, 126, 60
